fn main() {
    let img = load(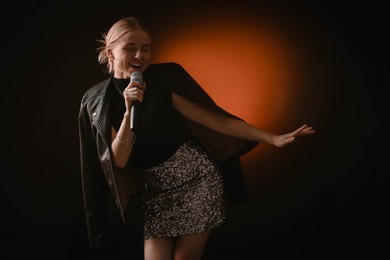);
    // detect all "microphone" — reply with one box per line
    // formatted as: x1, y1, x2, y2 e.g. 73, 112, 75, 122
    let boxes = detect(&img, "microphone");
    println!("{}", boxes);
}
130, 71, 143, 131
